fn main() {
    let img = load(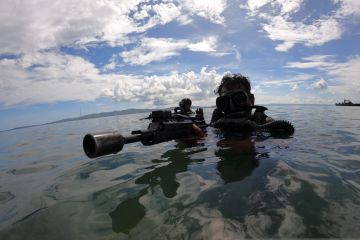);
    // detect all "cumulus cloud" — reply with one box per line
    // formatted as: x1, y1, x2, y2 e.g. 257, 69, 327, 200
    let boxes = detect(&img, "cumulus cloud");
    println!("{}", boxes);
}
0, 52, 114, 106
120, 38, 187, 65
103, 67, 222, 105
0, 0, 229, 108
335, 0, 360, 17
0, 52, 222, 106
0, 0, 140, 54
120, 37, 218, 65
188, 37, 217, 52
181, 0, 227, 24
292, 84, 299, 91
134, 2, 183, 32
0, 0, 227, 55
243, 0, 301, 16
311, 79, 328, 90
240, 0, 358, 51
101, 54, 124, 72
